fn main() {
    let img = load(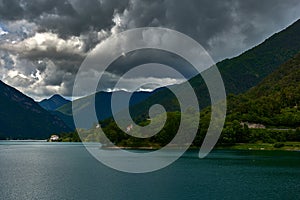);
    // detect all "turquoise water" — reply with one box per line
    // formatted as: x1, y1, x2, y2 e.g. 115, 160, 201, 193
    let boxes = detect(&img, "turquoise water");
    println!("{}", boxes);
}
0, 141, 300, 200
